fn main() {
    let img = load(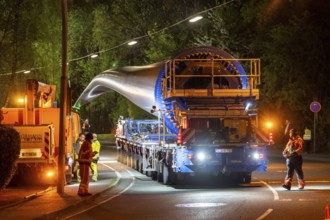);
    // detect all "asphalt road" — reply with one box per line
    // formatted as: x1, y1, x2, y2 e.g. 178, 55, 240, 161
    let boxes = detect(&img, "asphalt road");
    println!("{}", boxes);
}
48, 144, 330, 220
